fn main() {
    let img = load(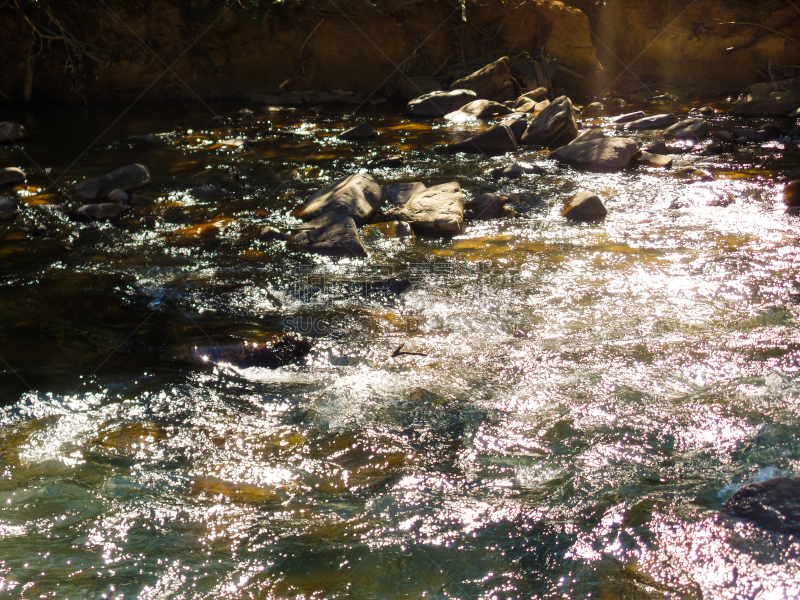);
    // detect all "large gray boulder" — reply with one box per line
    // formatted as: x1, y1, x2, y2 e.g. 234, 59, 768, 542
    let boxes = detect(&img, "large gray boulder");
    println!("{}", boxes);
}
287, 212, 367, 258
664, 118, 708, 140
445, 99, 513, 120
551, 137, 639, 172
623, 113, 676, 131
0, 122, 27, 143
437, 123, 517, 156
407, 89, 477, 117
520, 96, 578, 147
723, 477, 800, 535
291, 174, 383, 226
385, 182, 465, 236
450, 57, 514, 101
74, 164, 151, 201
